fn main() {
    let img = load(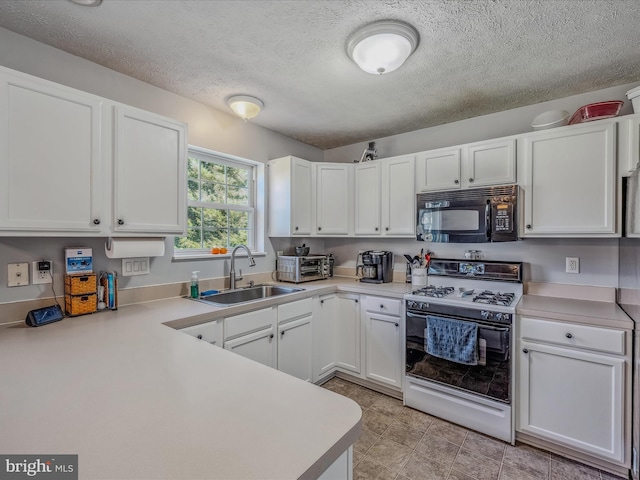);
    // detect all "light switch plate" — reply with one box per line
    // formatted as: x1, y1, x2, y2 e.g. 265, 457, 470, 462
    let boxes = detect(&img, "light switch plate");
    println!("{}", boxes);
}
8, 263, 29, 287
122, 257, 150, 277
